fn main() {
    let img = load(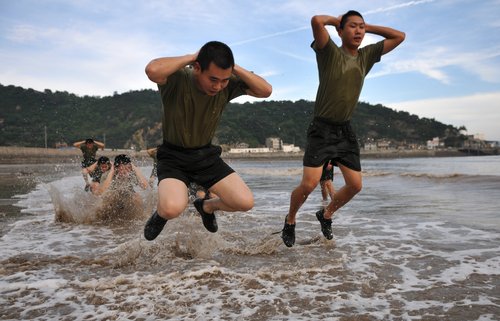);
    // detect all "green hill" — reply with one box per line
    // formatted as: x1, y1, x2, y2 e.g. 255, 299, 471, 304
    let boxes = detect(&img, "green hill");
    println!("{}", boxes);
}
0, 84, 465, 149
